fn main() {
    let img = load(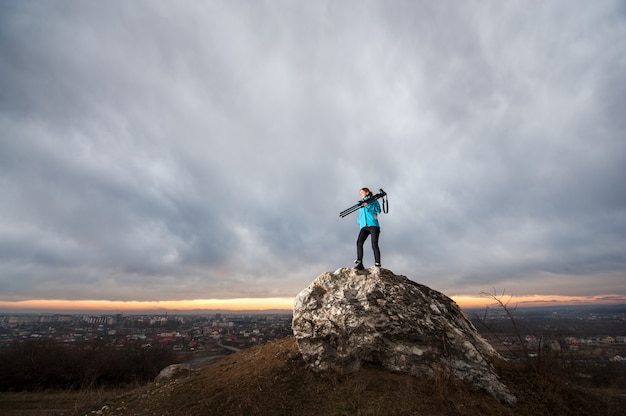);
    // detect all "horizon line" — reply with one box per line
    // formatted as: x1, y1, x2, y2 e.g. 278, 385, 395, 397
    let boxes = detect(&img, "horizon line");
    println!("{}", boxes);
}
0, 294, 624, 314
